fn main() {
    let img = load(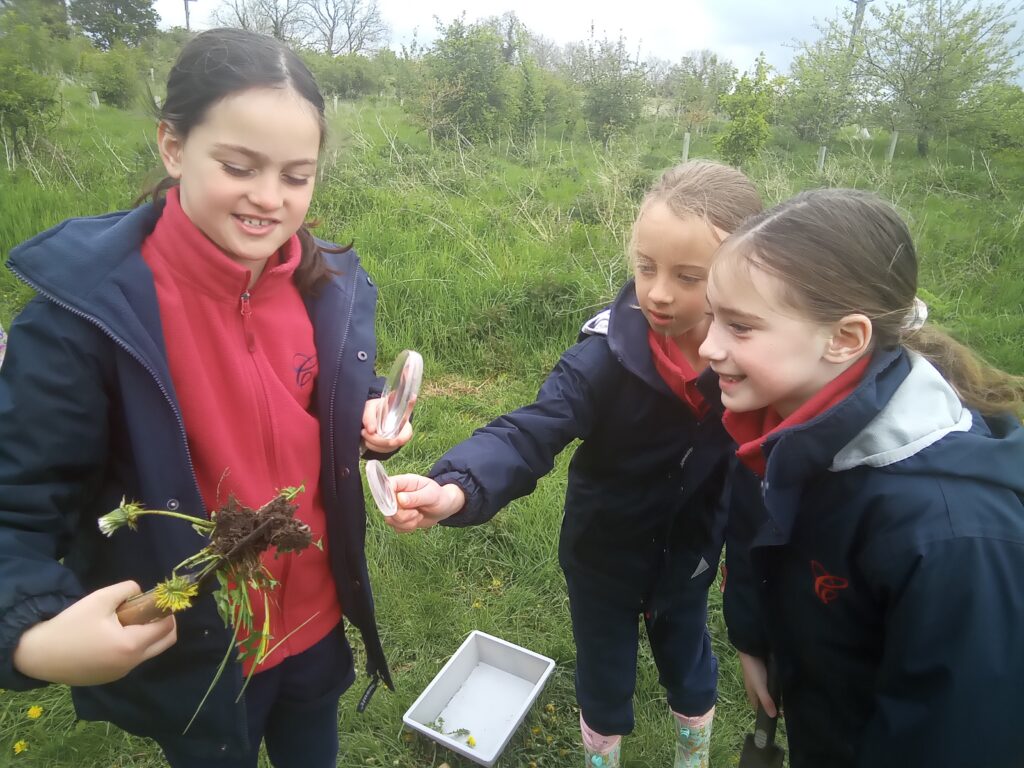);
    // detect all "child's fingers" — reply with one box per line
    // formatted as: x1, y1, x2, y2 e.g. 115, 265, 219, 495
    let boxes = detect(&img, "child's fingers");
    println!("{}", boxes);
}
362, 397, 380, 434
384, 509, 423, 533
98, 580, 144, 608
126, 615, 178, 659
